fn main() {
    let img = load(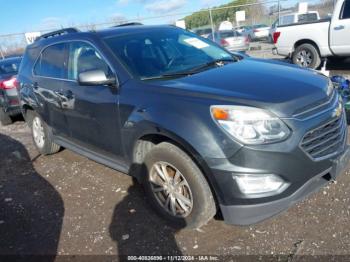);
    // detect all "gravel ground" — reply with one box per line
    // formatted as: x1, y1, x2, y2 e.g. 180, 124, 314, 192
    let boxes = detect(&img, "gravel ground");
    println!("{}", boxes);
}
0, 47, 350, 261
